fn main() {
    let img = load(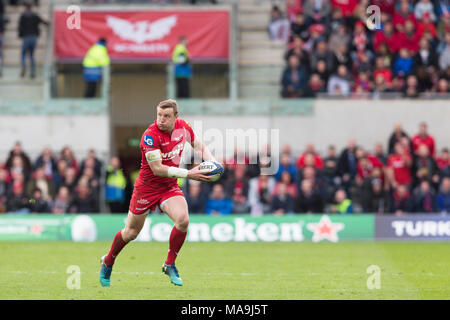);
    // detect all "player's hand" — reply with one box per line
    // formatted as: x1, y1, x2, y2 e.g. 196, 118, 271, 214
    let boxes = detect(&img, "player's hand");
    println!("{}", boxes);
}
187, 165, 212, 182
